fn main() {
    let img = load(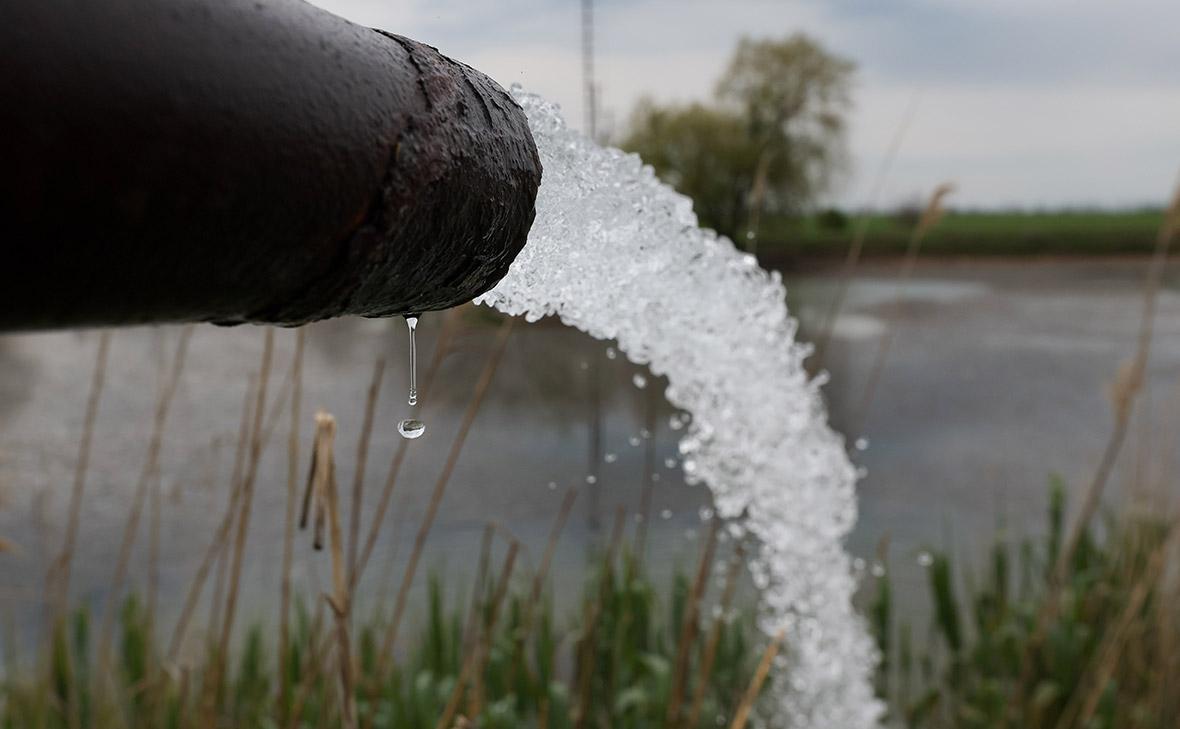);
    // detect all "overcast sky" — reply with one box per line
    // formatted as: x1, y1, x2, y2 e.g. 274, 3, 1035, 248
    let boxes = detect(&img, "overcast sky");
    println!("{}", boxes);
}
314, 0, 1180, 209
